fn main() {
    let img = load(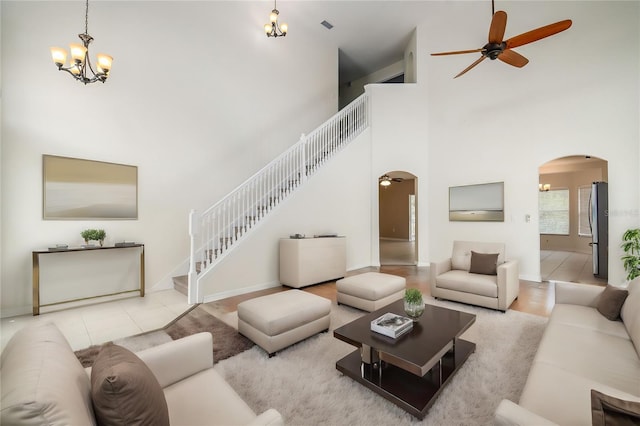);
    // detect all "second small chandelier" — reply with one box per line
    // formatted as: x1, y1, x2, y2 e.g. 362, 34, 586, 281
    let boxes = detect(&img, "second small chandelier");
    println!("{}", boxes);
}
264, 0, 288, 38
